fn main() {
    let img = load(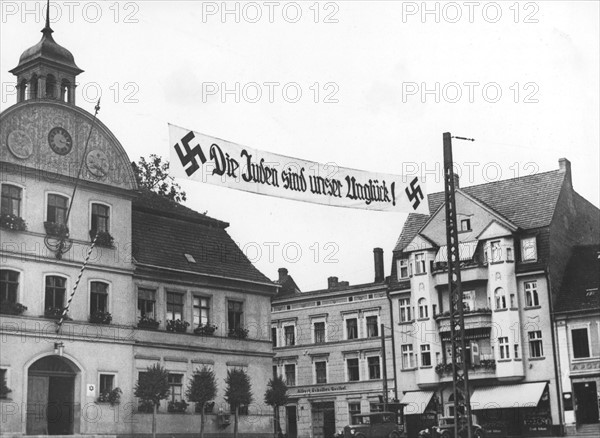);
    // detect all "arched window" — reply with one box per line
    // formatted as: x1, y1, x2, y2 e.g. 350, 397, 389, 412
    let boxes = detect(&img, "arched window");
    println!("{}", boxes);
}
45, 275, 66, 313
61, 79, 71, 102
0, 270, 20, 303
418, 297, 428, 319
494, 287, 506, 310
29, 75, 38, 99
19, 79, 28, 102
46, 74, 57, 98
90, 281, 109, 315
